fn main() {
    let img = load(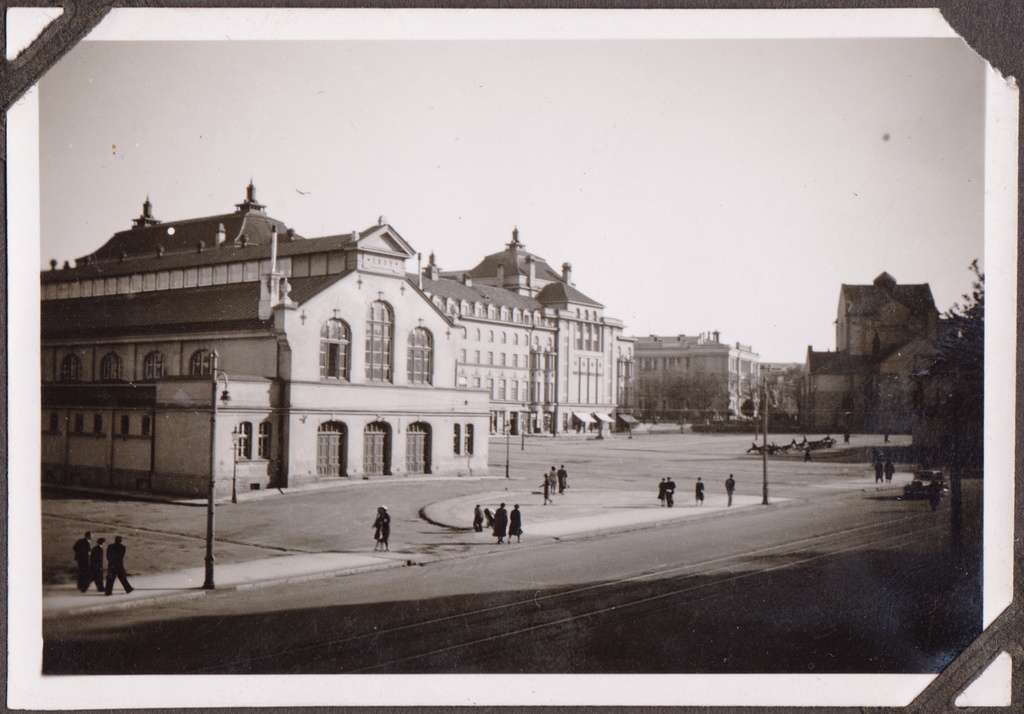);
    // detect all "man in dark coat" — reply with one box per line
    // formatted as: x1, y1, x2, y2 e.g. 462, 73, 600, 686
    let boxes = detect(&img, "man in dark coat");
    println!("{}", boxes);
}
725, 474, 736, 507
542, 474, 551, 505
89, 537, 106, 592
874, 458, 884, 483
508, 505, 523, 543
104, 535, 134, 595
664, 477, 676, 508
658, 478, 668, 506
695, 478, 705, 506
73, 531, 92, 592
557, 465, 568, 494
884, 459, 895, 484
492, 503, 508, 544
473, 504, 484, 532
